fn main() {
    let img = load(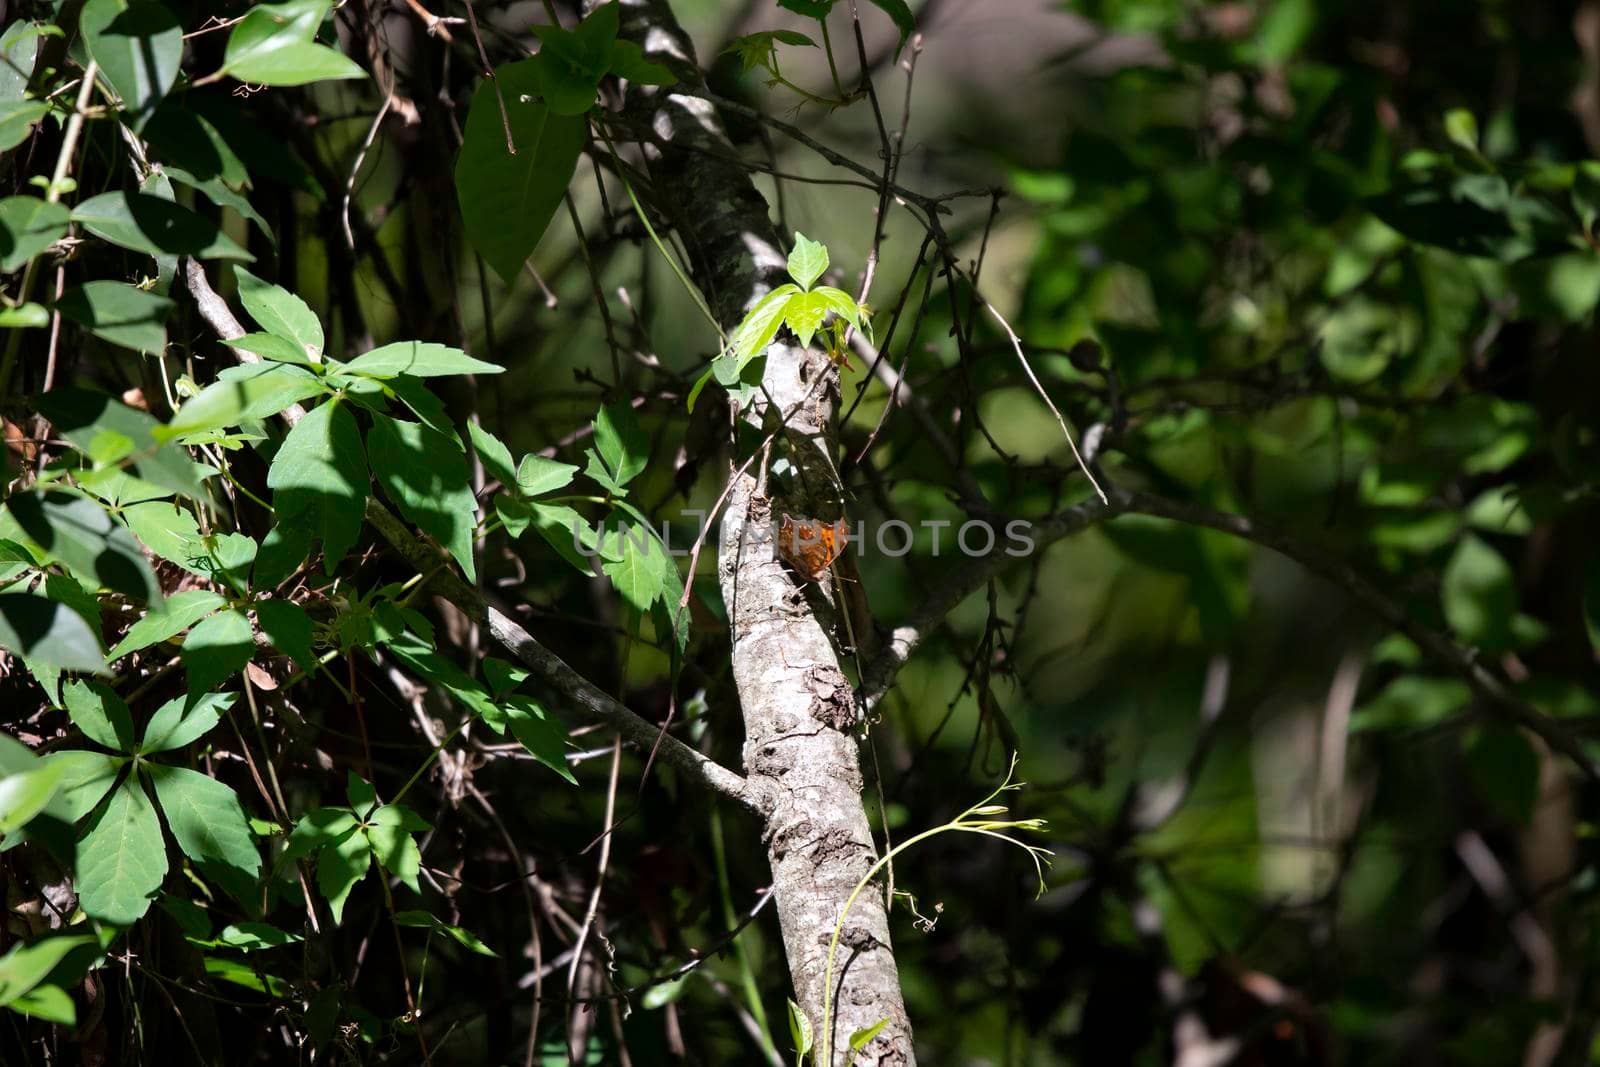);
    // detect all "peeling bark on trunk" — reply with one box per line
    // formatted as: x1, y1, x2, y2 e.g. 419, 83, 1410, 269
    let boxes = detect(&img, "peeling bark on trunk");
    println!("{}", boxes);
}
602, 1, 915, 1061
